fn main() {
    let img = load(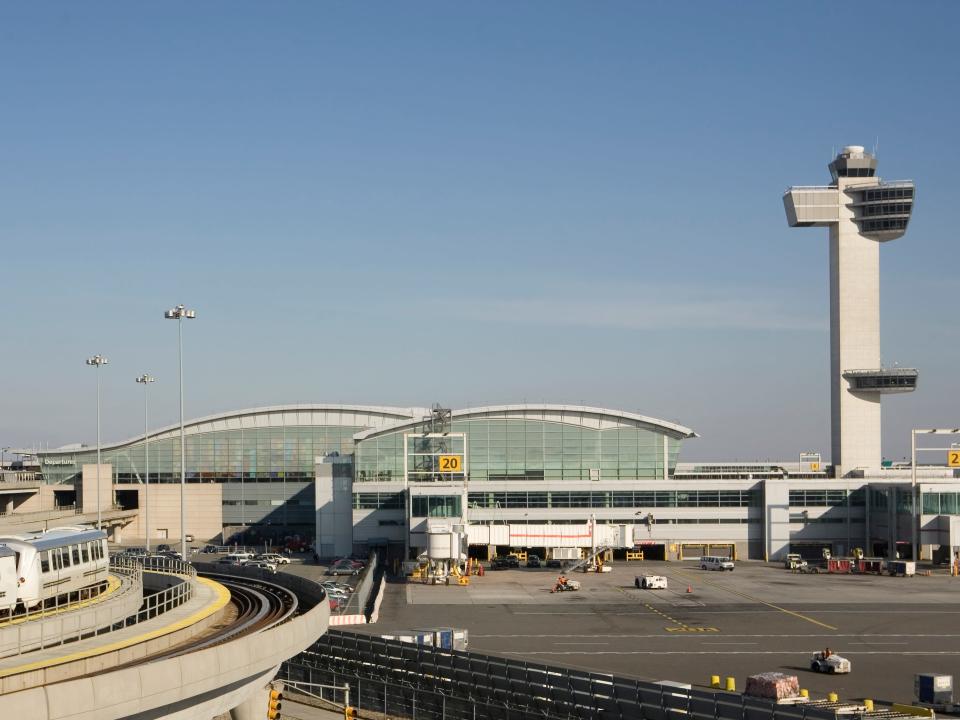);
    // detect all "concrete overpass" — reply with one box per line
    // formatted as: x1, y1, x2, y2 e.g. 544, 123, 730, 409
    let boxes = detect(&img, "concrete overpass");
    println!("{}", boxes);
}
0, 558, 330, 720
